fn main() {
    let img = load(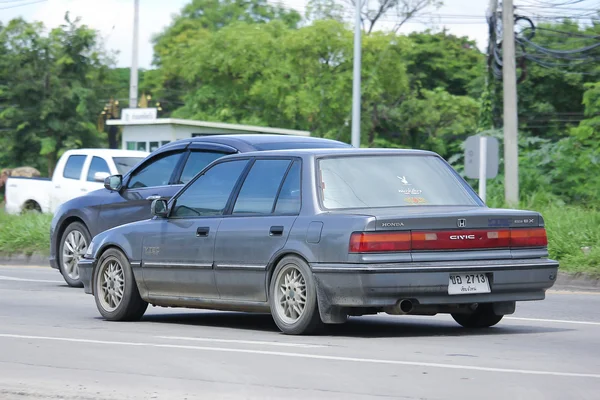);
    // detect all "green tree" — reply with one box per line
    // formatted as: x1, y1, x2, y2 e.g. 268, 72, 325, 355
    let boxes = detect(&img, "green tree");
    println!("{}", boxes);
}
514, 20, 600, 141
0, 14, 113, 175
